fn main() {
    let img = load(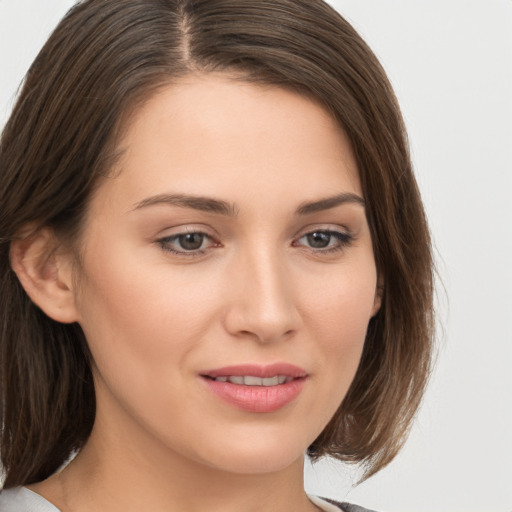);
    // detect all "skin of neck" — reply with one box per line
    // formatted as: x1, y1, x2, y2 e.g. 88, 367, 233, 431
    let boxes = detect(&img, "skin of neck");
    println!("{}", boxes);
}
28, 380, 321, 512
